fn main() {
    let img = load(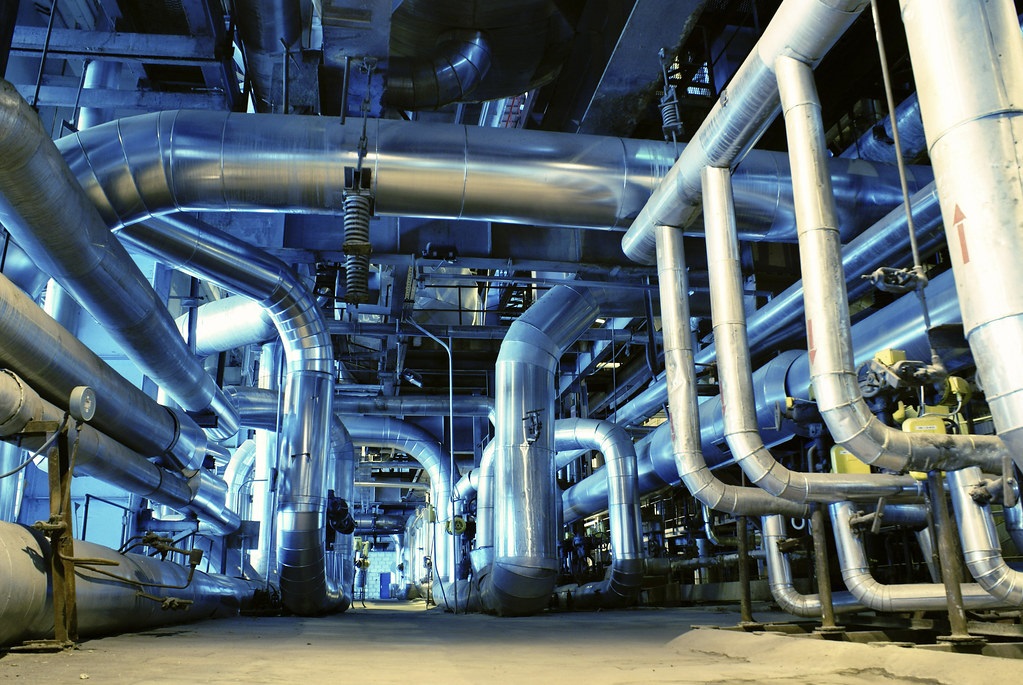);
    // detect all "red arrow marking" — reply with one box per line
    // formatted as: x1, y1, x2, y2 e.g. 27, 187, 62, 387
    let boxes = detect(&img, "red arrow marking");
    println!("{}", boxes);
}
953, 204, 970, 265
807, 318, 816, 366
